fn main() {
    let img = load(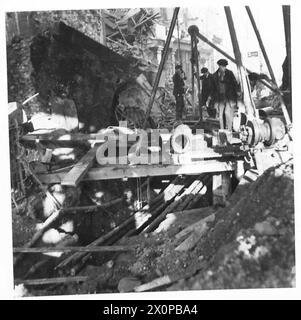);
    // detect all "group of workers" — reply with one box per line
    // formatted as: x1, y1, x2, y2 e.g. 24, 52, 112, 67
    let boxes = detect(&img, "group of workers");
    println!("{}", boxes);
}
173, 58, 240, 130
